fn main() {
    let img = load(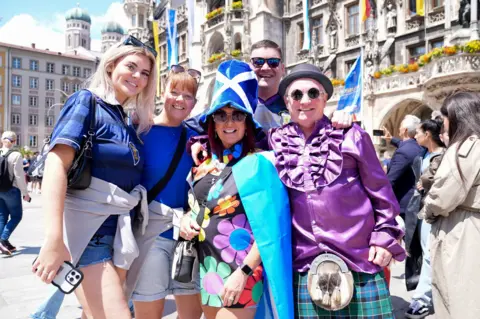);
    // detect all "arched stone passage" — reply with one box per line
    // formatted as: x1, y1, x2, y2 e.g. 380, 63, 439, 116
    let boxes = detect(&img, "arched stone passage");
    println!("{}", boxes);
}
208, 32, 224, 56
380, 99, 433, 137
